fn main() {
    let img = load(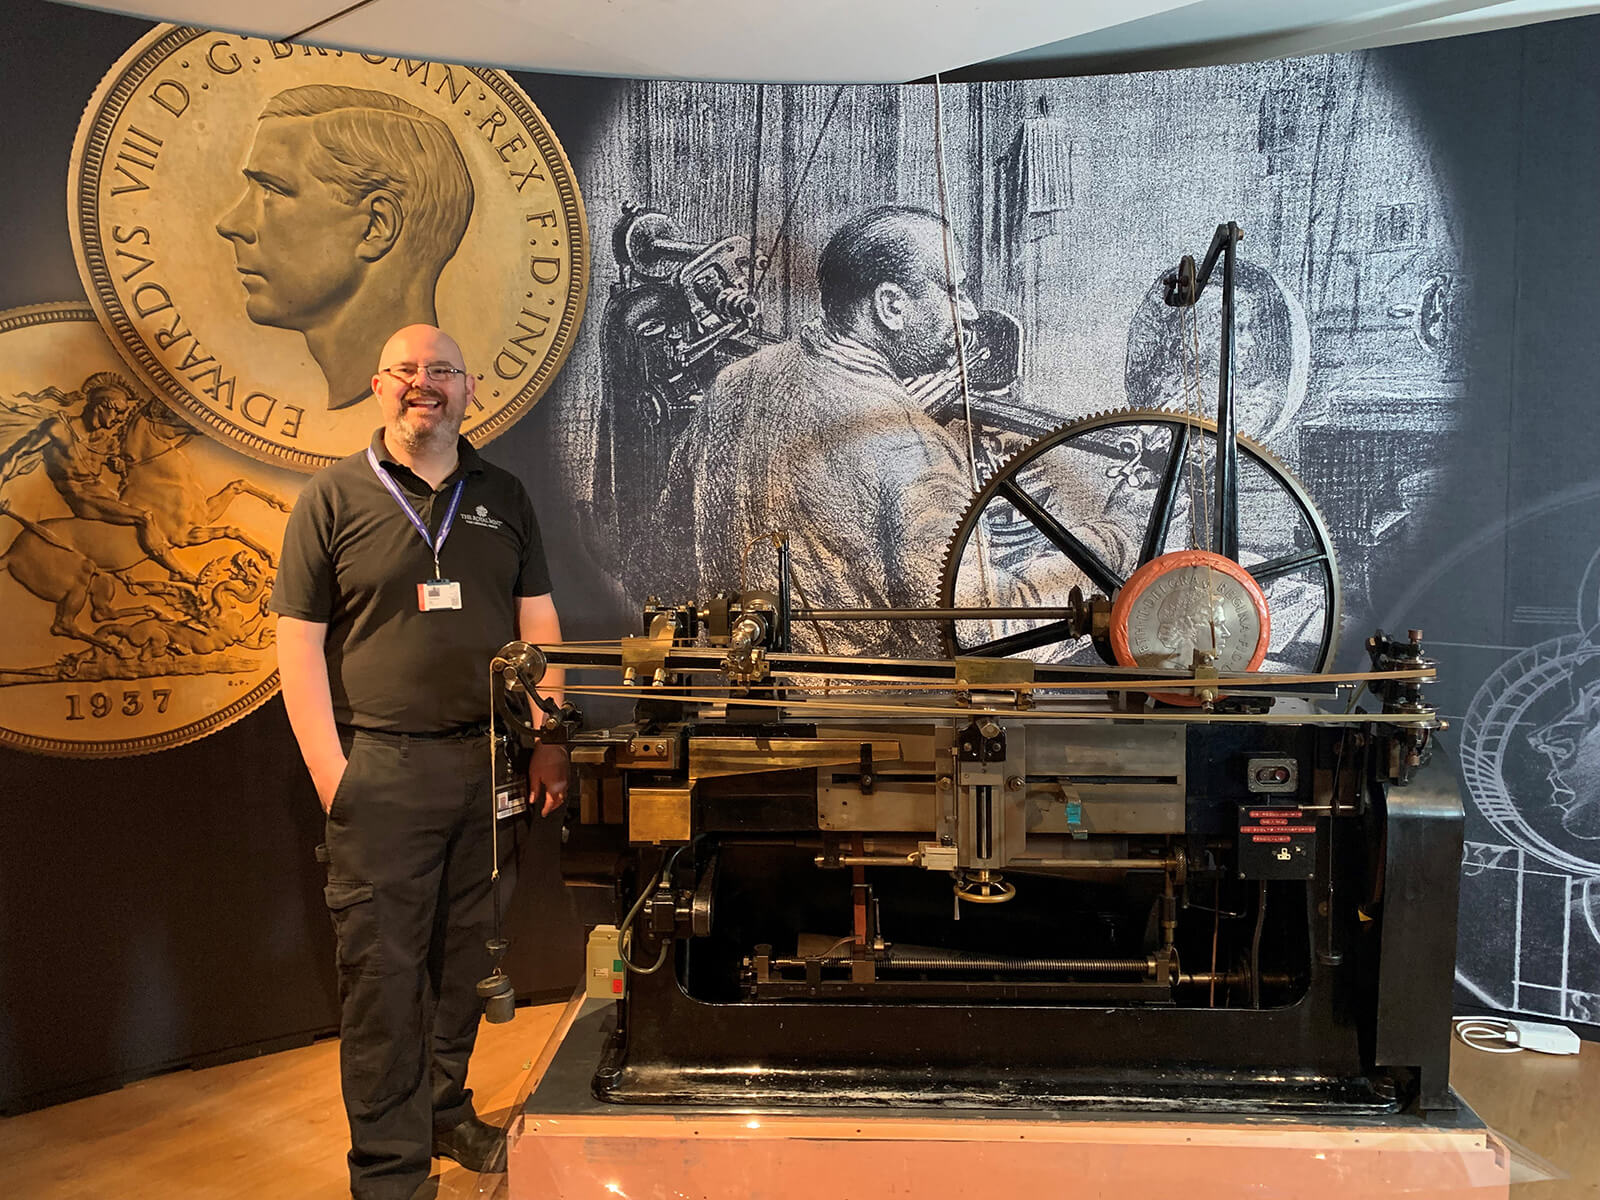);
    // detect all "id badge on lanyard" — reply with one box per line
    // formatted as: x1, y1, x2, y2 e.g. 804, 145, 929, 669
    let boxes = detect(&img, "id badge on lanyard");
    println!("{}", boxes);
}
418, 579, 462, 611
367, 448, 466, 613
